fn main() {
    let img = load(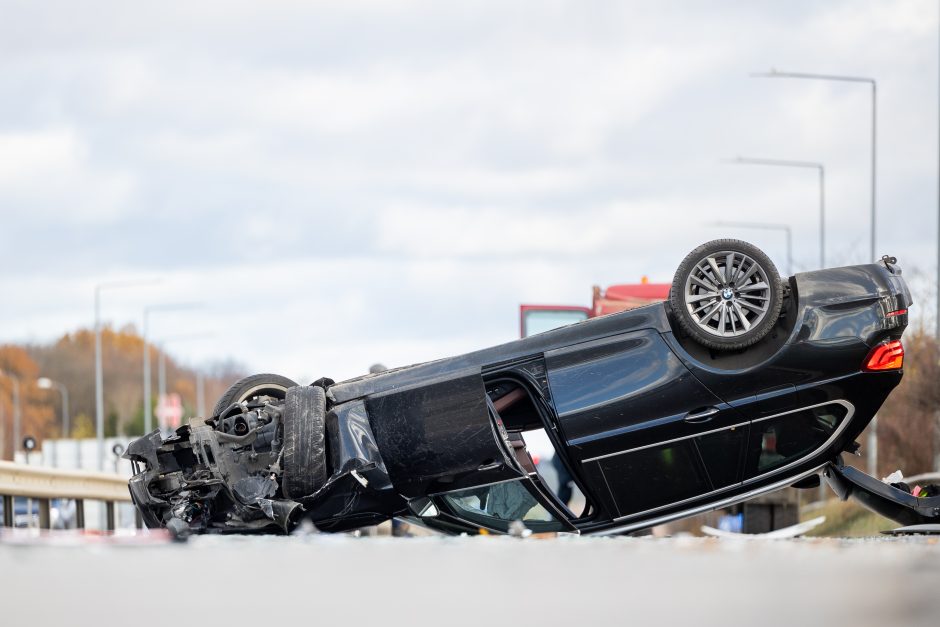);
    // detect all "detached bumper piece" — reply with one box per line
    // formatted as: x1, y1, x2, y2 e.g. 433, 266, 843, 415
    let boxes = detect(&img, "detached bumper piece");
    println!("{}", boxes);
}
823, 457, 940, 528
